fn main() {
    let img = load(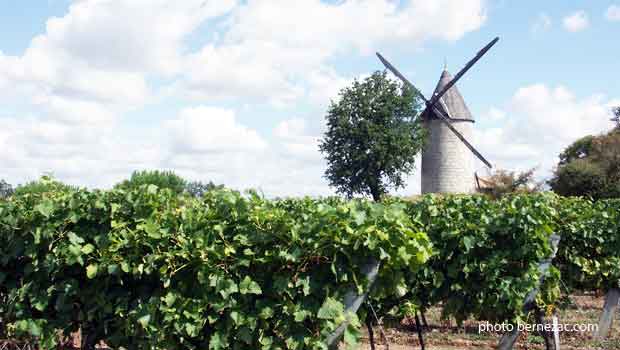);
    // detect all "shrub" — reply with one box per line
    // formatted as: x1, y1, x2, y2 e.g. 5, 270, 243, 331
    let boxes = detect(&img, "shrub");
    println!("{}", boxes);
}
476, 167, 542, 199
